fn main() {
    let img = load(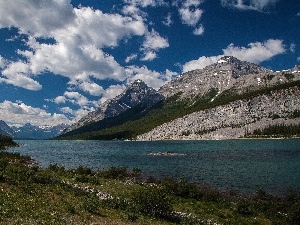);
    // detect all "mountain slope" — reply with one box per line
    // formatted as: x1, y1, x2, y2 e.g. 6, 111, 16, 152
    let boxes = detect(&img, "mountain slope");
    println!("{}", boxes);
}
138, 85, 300, 140
58, 57, 300, 140
63, 79, 164, 133
0, 120, 14, 136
